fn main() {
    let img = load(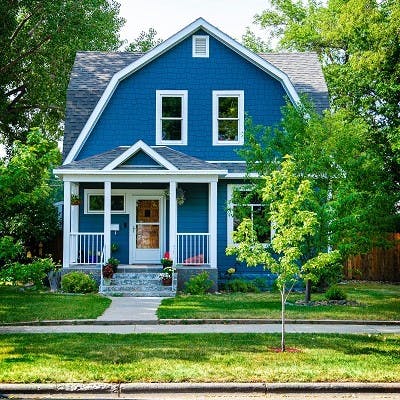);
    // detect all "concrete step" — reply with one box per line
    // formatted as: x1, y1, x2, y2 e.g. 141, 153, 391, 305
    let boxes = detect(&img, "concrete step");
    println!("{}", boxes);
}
101, 271, 176, 297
